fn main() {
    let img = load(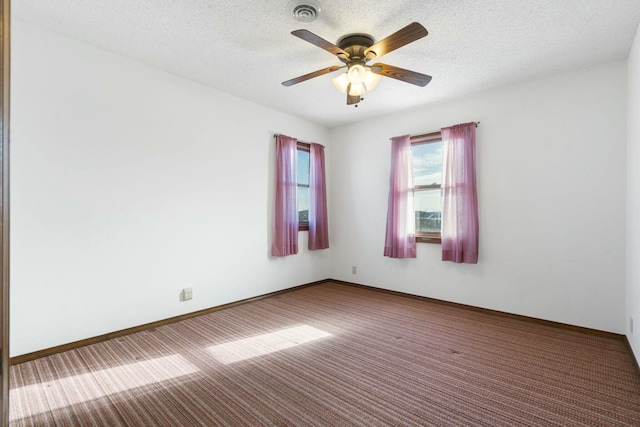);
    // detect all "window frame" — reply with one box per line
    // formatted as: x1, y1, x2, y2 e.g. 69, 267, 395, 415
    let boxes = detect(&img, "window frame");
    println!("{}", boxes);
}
411, 132, 442, 244
297, 141, 310, 231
